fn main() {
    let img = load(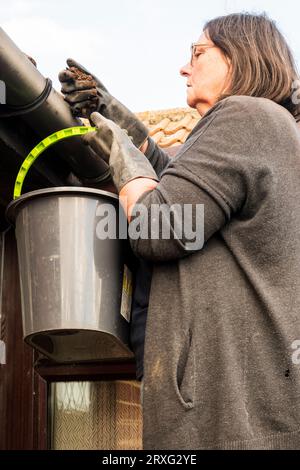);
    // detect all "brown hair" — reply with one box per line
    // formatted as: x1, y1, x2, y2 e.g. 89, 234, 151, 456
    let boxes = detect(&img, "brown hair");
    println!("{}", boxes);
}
204, 13, 300, 120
